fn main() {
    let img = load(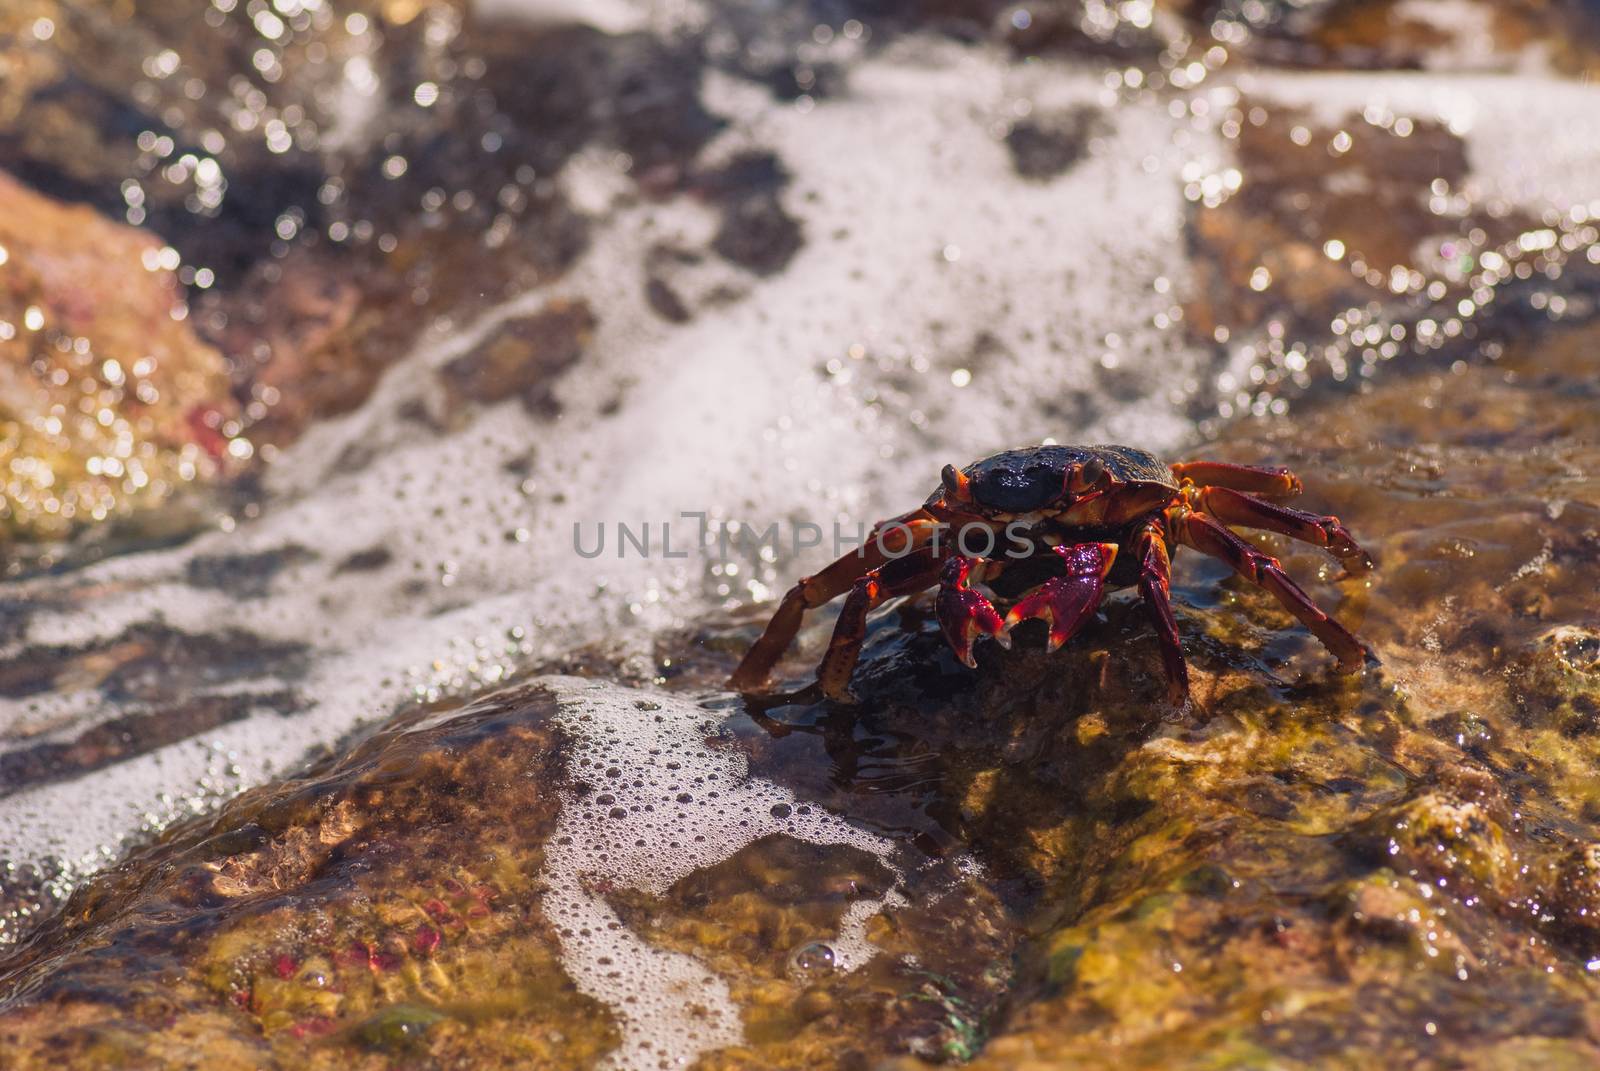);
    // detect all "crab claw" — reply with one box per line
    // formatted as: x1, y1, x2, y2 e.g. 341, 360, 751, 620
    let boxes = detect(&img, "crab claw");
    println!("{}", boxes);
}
936, 557, 1008, 668
1002, 543, 1117, 651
